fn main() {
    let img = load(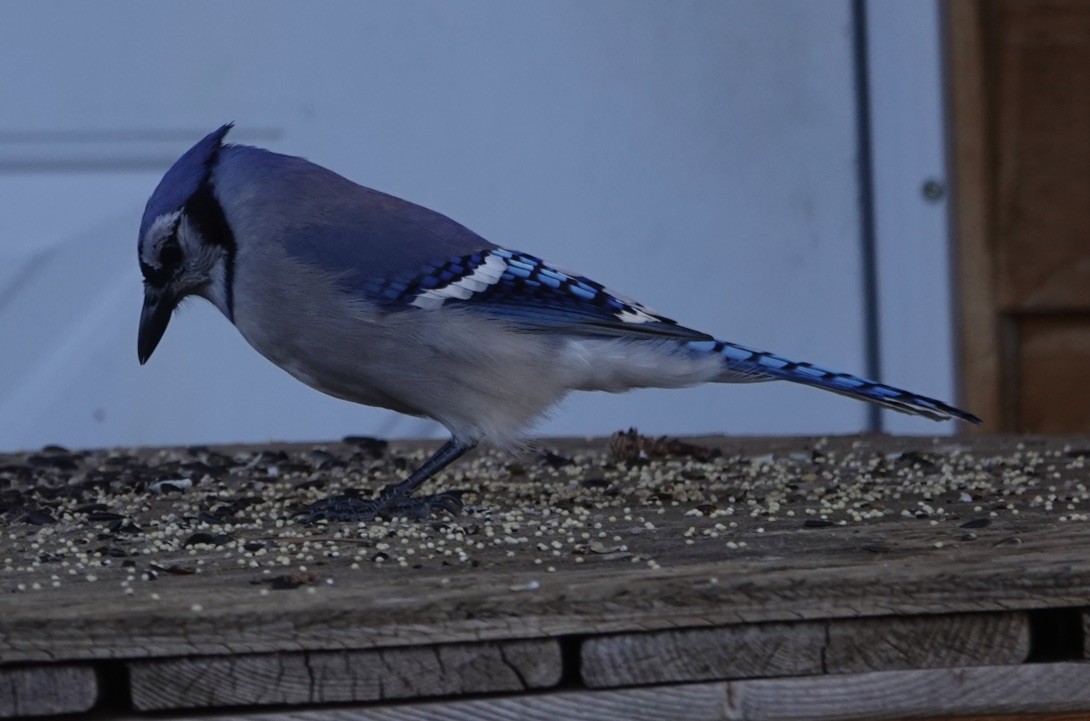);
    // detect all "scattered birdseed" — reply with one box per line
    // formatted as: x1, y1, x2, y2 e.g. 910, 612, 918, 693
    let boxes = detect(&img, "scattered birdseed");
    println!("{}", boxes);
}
0, 433, 1084, 606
